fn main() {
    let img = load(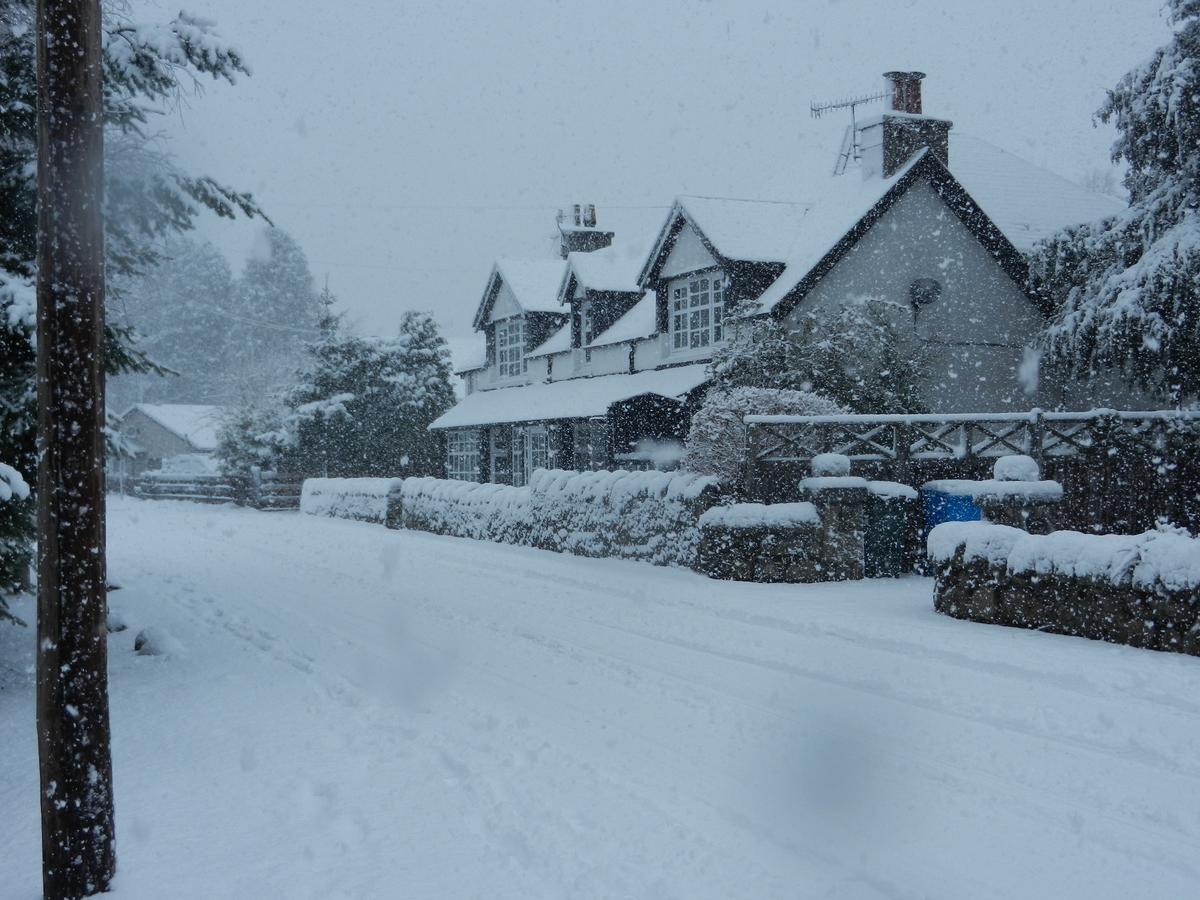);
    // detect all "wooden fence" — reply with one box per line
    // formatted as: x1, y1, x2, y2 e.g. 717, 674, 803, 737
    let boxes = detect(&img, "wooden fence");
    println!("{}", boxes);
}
743, 409, 1200, 533
131, 470, 303, 510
